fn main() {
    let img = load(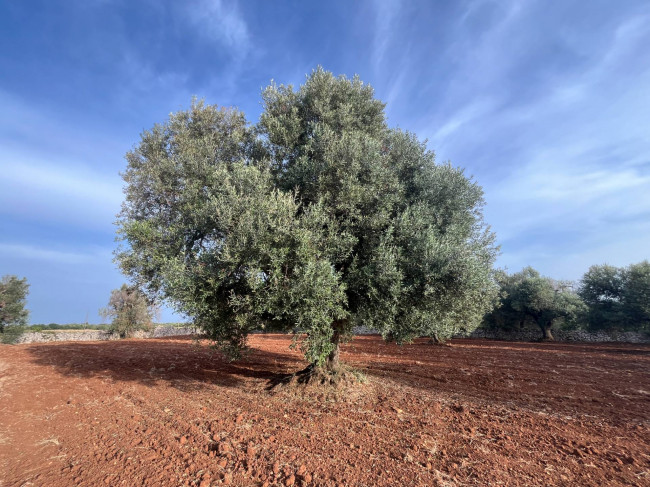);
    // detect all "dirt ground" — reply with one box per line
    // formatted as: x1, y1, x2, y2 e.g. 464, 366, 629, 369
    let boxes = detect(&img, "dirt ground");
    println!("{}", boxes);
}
1, 335, 648, 486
